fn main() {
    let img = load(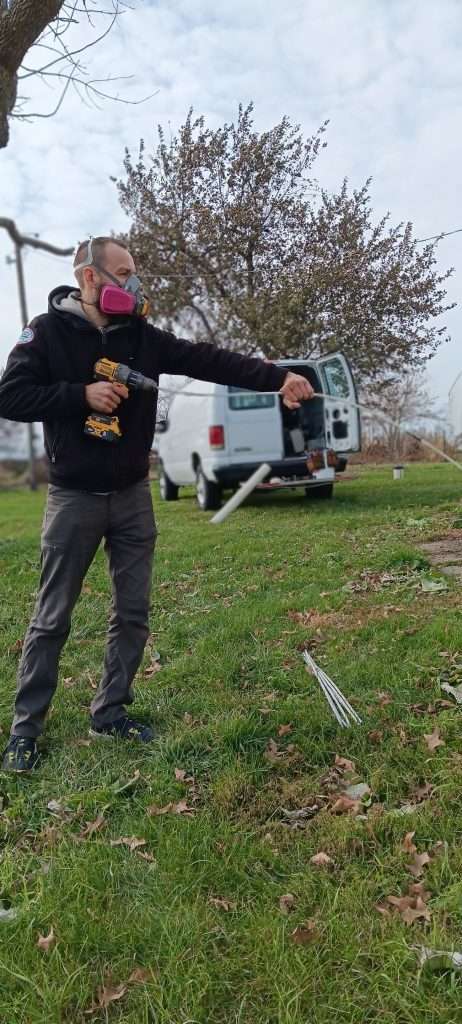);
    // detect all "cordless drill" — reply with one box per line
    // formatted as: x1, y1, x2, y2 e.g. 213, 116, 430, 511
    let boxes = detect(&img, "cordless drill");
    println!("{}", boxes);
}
84, 358, 157, 442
